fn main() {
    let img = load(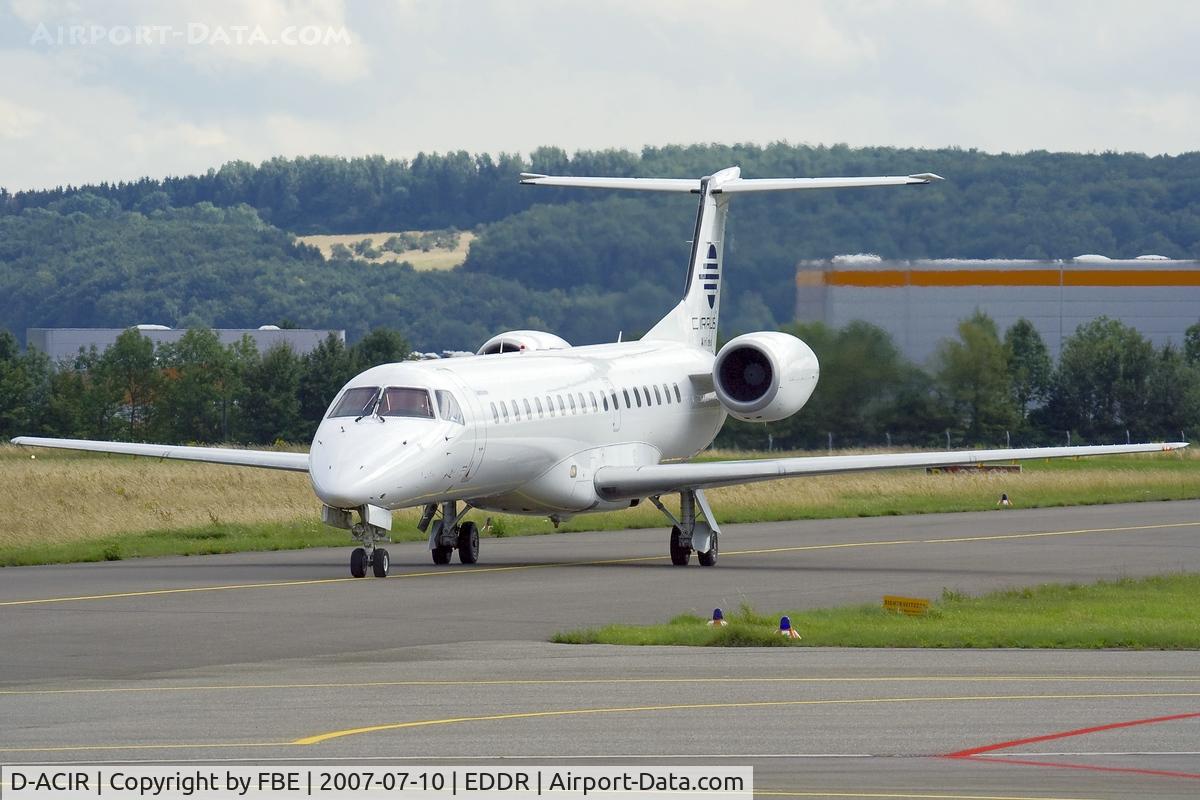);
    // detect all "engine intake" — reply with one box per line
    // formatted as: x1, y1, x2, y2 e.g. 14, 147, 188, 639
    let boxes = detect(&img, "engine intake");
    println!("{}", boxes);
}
477, 330, 571, 355
713, 332, 819, 422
